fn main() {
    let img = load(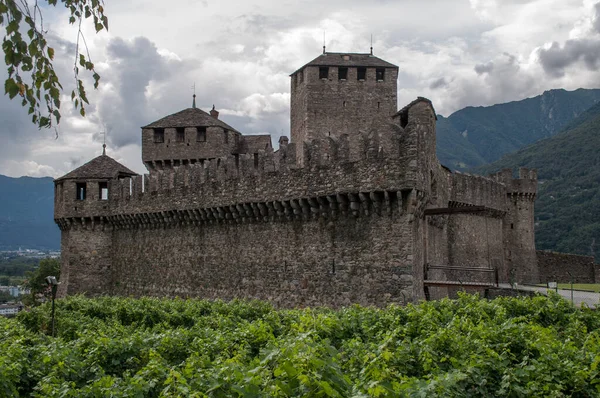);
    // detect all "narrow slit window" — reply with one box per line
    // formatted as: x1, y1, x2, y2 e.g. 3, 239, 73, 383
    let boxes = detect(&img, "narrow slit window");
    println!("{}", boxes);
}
319, 66, 329, 79
176, 127, 185, 142
76, 182, 86, 200
153, 128, 164, 143
99, 182, 108, 200
253, 153, 259, 169
357, 67, 366, 80
338, 67, 348, 80
376, 68, 385, 81
197, 127, 207, 142
224, 129, 229, 143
